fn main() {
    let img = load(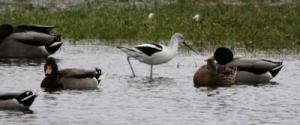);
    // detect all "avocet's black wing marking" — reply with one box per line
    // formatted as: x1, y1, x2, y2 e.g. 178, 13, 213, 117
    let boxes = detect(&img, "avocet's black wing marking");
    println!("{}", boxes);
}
135, 43, 163, 56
